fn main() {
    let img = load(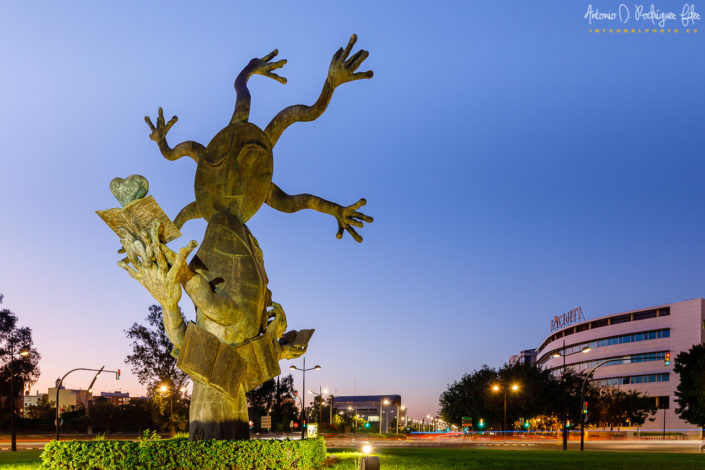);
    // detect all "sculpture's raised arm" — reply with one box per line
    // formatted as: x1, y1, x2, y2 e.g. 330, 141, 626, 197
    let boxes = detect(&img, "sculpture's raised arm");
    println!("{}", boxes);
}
231, 50, 287, 124
266, 183, 373, 242
145, 107, 206, 163
264, 34, 373, 146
